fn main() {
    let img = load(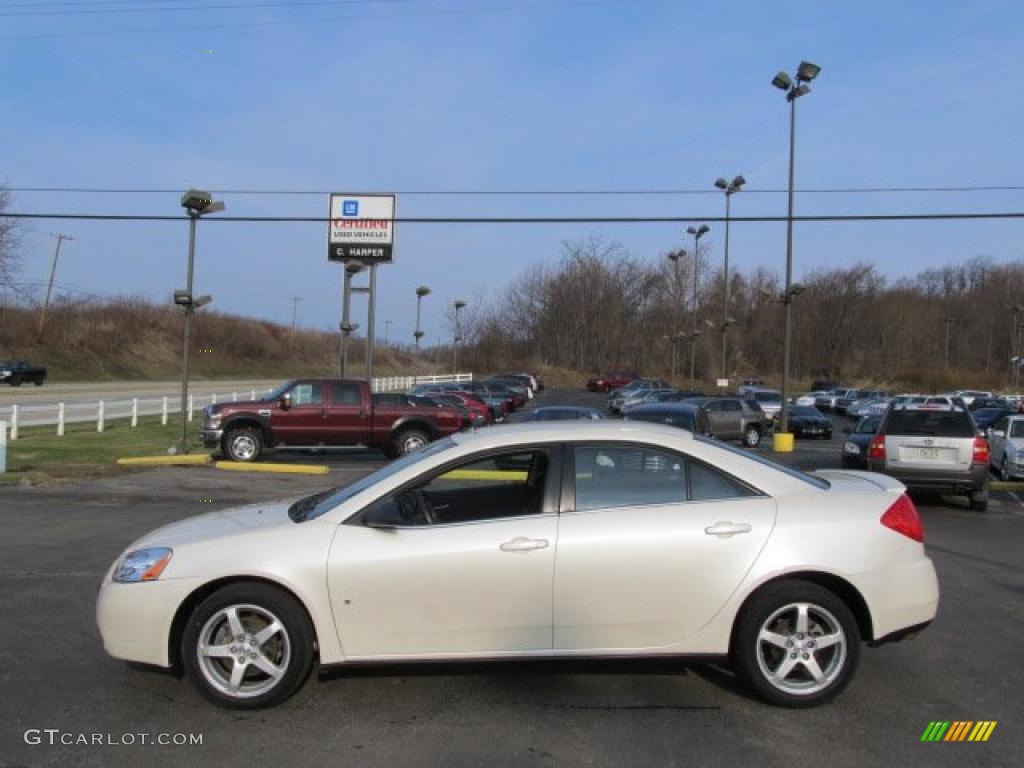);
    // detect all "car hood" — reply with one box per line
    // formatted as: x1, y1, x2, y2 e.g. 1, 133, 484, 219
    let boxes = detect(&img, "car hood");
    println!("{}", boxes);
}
131, 499, 298, 550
